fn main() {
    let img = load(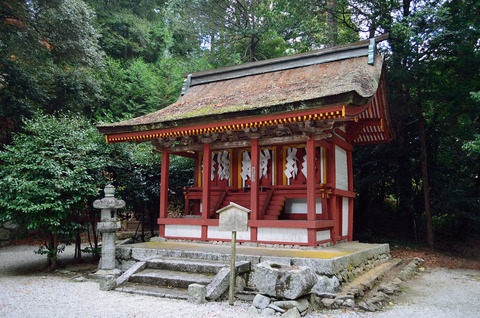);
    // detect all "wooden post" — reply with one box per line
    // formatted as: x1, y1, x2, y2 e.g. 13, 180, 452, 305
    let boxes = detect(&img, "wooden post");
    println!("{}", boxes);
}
159, 149, 169, 237
328, 141, 337, 244
229, 231, 236, 306
217, 203, 249, 306
347, 149, 354, 241
307, 134, 316, 221
250, 139, 259, 242
202, 144, 211, 240
307, 135, 317, 247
